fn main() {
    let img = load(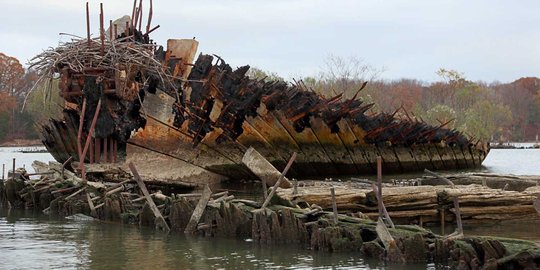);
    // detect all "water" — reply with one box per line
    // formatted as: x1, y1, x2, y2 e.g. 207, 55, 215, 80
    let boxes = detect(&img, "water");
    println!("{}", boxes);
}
0, 146, 539, 269
0, 209, 437, 270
